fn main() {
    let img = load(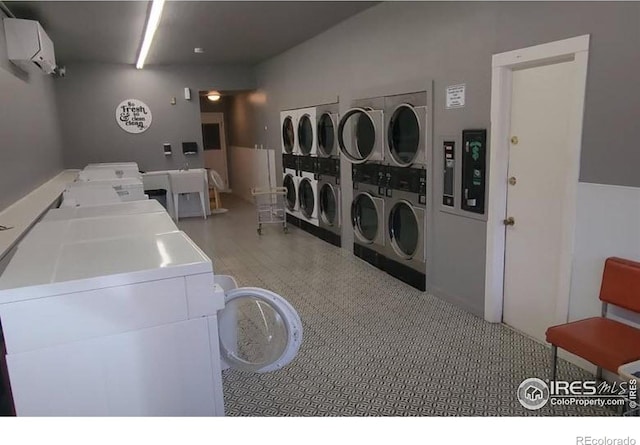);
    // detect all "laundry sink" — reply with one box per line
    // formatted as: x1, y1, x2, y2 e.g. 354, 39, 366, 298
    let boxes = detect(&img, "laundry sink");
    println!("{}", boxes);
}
168, 169, 208, 221
168, 169, 206, 192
